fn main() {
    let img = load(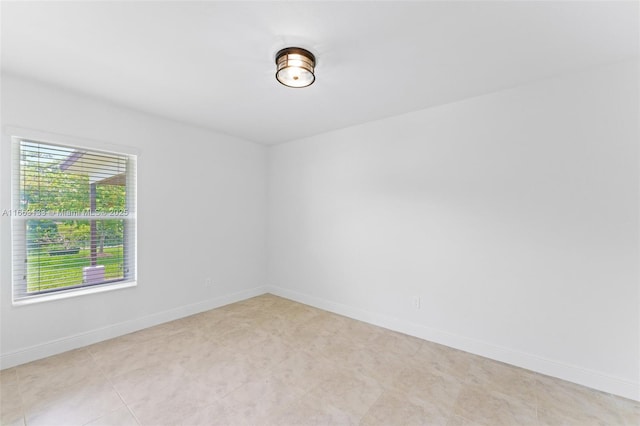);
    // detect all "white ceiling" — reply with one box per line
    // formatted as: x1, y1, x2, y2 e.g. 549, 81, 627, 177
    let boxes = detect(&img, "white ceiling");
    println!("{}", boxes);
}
1, 1, 638, 145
